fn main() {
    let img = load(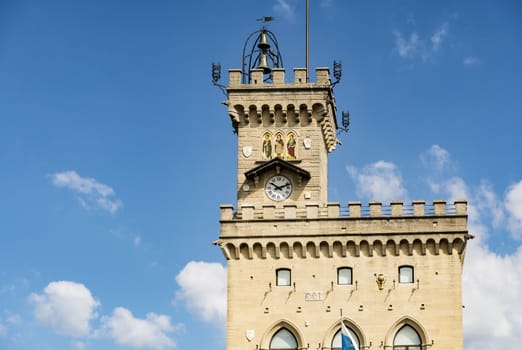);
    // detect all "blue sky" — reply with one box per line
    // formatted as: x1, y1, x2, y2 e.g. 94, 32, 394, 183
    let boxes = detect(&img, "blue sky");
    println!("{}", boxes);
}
0, 0, 521, 349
